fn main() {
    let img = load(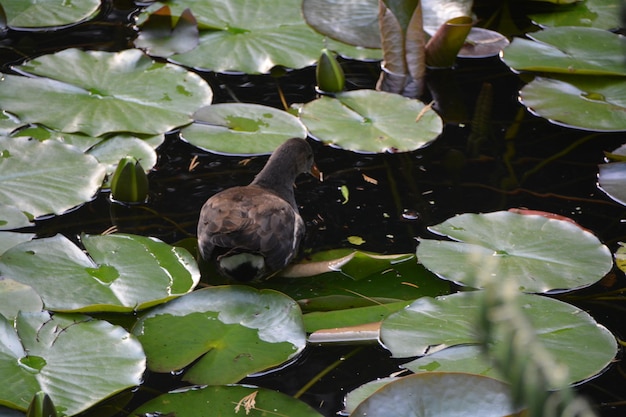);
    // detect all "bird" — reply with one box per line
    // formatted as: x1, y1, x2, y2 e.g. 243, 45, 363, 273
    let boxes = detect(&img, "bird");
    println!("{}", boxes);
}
197, 138, 320, 282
